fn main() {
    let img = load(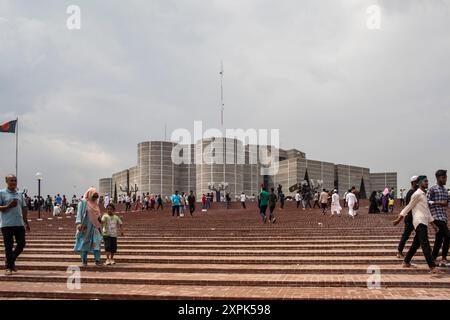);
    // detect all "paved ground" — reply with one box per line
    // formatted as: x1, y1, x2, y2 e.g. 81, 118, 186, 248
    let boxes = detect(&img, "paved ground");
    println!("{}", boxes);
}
0, 201, 449, 300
